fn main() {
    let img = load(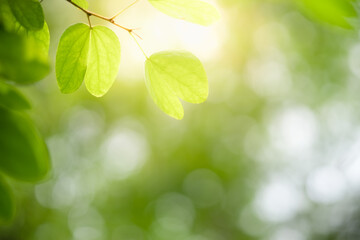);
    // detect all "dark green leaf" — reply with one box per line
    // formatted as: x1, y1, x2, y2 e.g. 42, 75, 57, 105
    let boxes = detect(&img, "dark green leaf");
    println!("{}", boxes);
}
0, 107, 51, 182
7, 0, 44, 30
0, 81, 31, 110
0, 1, 50, 60
0, 22, 50, 84
0, 176, 15, 224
